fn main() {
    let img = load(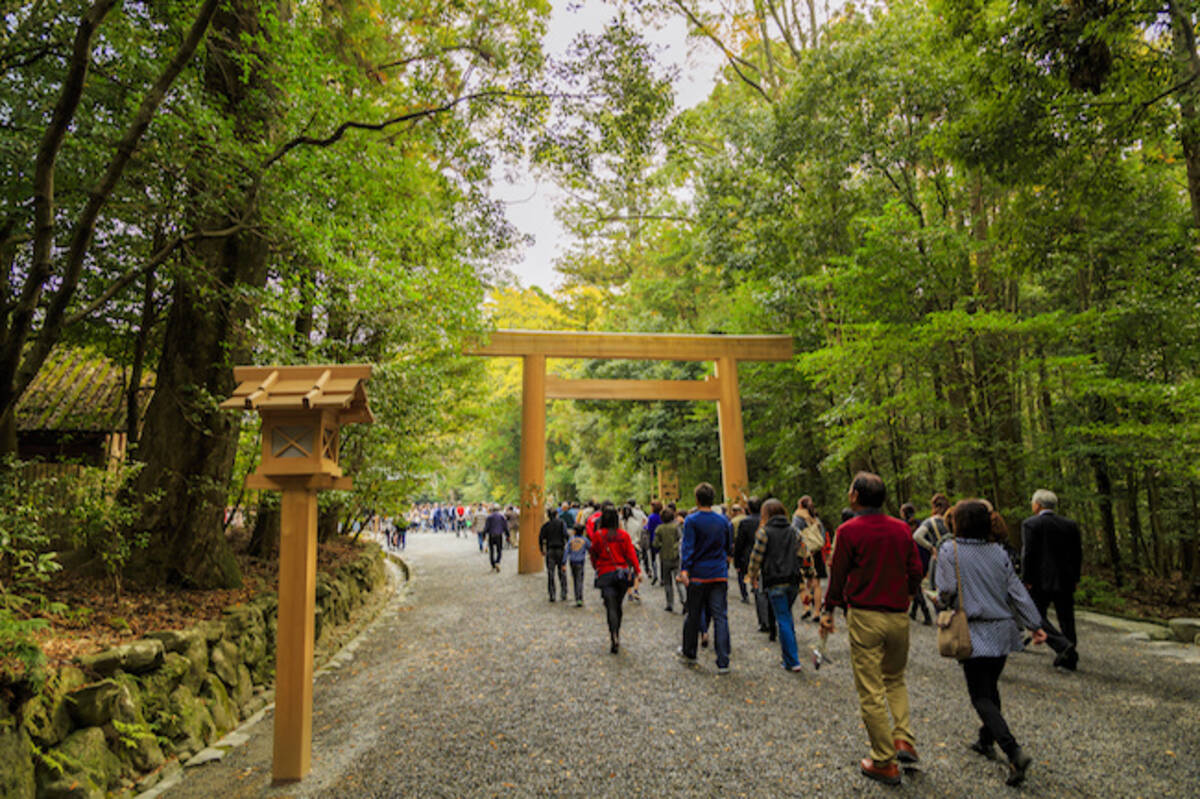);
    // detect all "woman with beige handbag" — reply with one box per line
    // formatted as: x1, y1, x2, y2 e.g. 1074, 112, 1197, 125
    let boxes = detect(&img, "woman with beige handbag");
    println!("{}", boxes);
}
935, 499, 1048, 787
